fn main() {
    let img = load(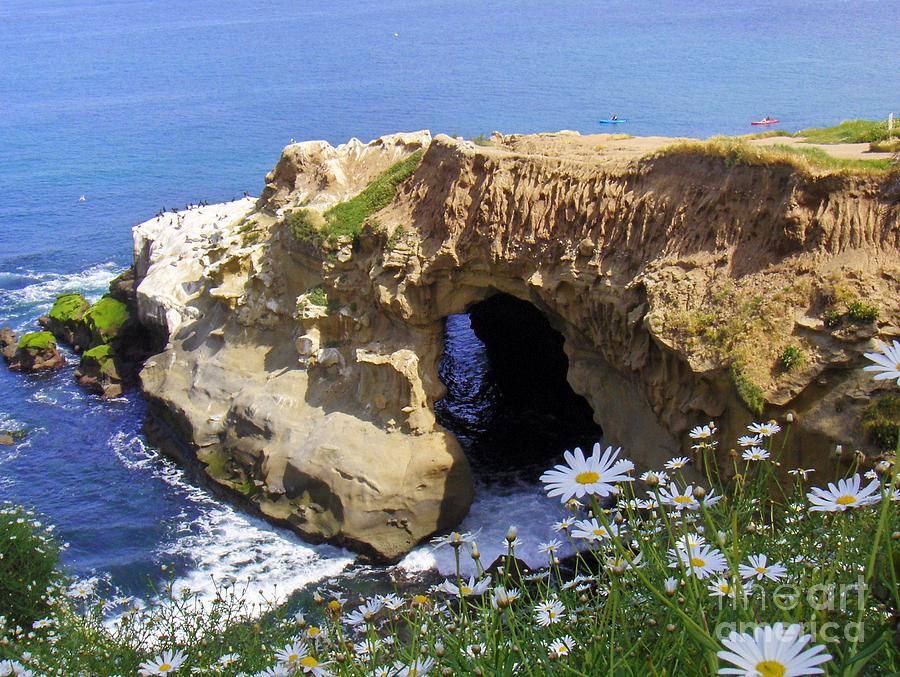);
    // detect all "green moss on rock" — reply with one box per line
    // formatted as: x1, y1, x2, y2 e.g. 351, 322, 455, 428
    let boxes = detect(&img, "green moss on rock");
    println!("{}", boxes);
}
17, 332, 56, 352
83, 296, 130, 344
48, 293, 90, 324
861, 394, 900, 451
